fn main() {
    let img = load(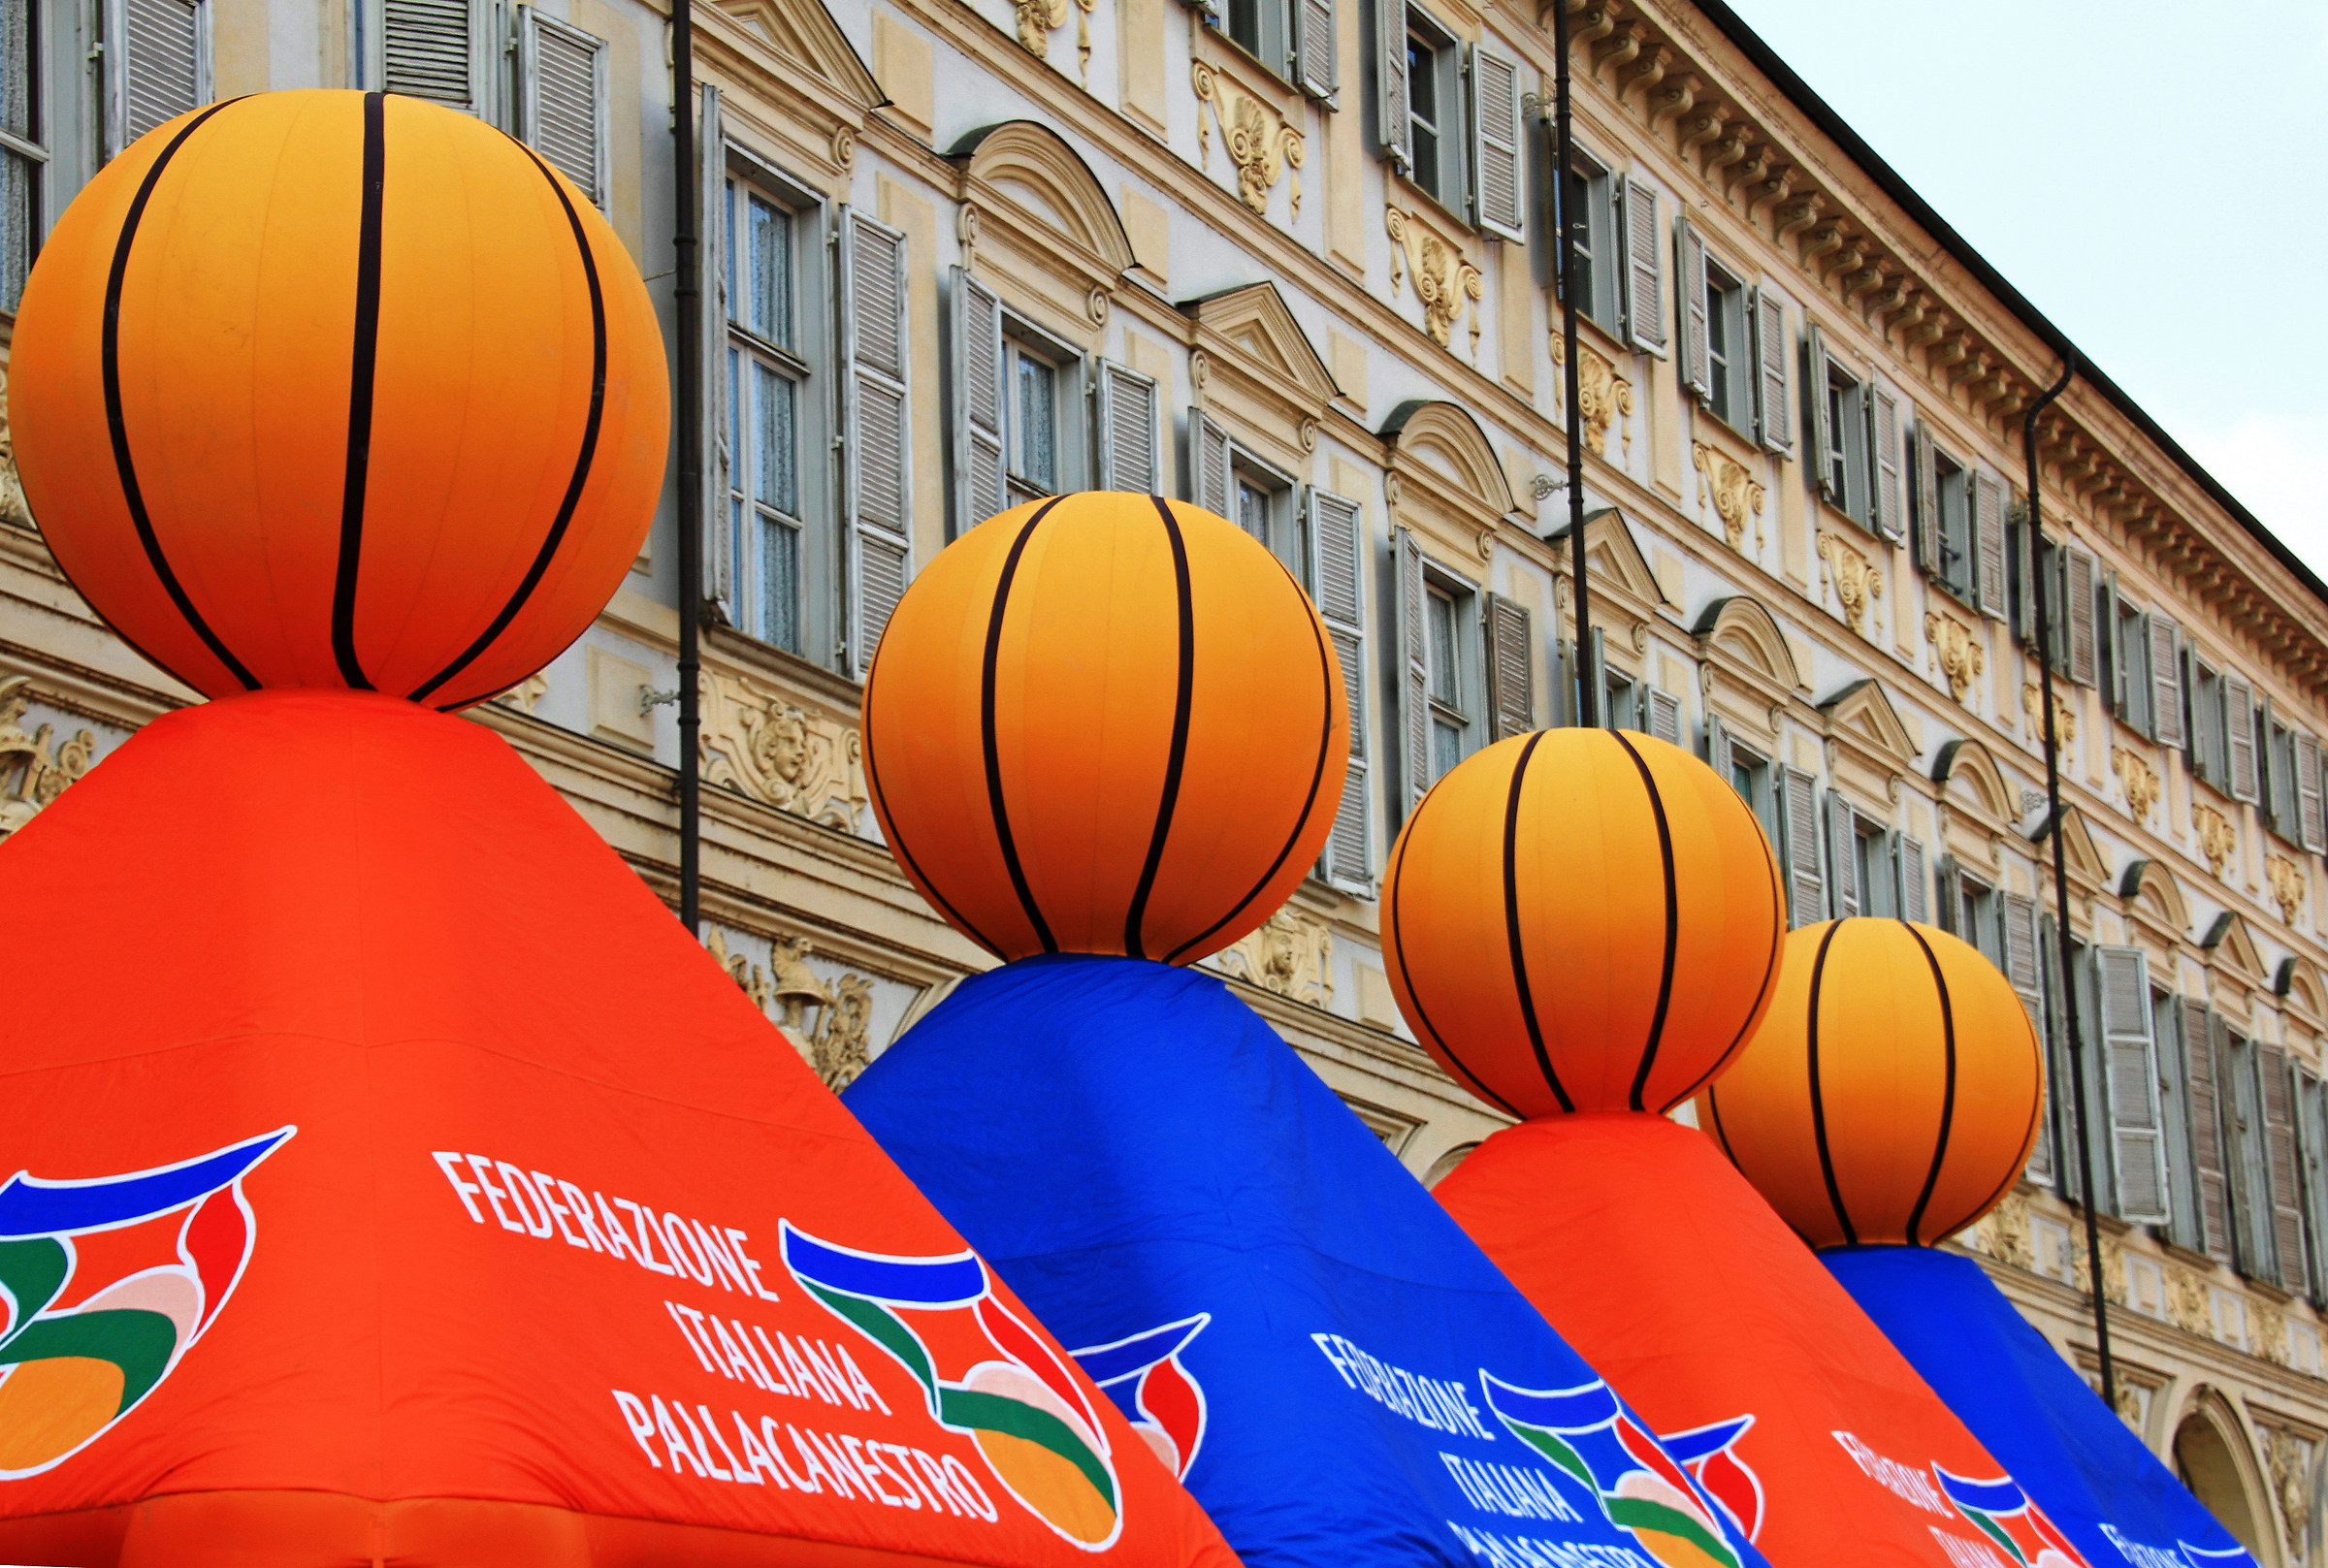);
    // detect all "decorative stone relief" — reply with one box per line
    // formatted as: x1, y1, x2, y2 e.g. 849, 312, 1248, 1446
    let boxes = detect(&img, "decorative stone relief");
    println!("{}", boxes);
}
494, 673, 551, 716
1974, 1190, 2033, 1272
1385, 207, 1483, 355
707, 929, 877, 1092
2021, 683, 2075, 747
2112, 746, 2160, 825
0, 368, 29, 529
1213, 906, 1334, 1008
1549, 334, 1633, 457
1924, 611, 1985, 704
1013, 0, 1068, 58
2254, 1297, 2291, 1367
2194, 801, 2237, 878
2270, 854, 2308, 926
2167, 1263, 2212, 1337
1691, 441, 1765, 551
700, 672, 868, 833
1192, 62, 1304, 220
1815, 531, 1884, 636
0, 677, 95, 841
2268, 1425, 2316, 1563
